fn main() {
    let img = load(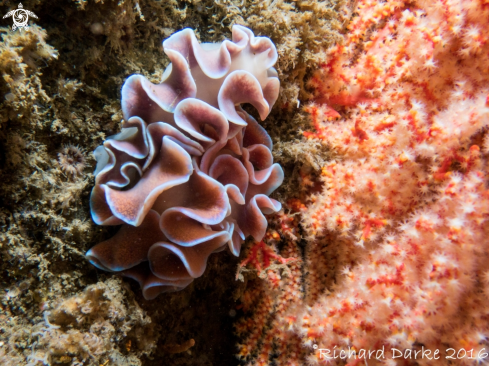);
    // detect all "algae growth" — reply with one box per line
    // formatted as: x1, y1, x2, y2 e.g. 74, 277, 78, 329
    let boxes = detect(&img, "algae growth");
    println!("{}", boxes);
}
0, 0, 344, 365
